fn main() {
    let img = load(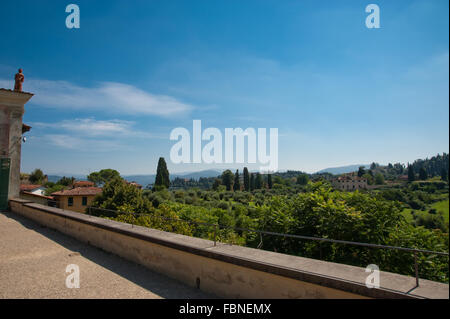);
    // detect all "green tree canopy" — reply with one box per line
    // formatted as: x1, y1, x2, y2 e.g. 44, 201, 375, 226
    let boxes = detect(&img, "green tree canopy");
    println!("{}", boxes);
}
57, 176, 75, 186
221, 170, 234, 191
212, 178, 222, 191
88, 169, 121, 186
297, 174, 309, 186
91, 177, 152, 214
374, 173, 385, 185
29, 169, 45, 184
